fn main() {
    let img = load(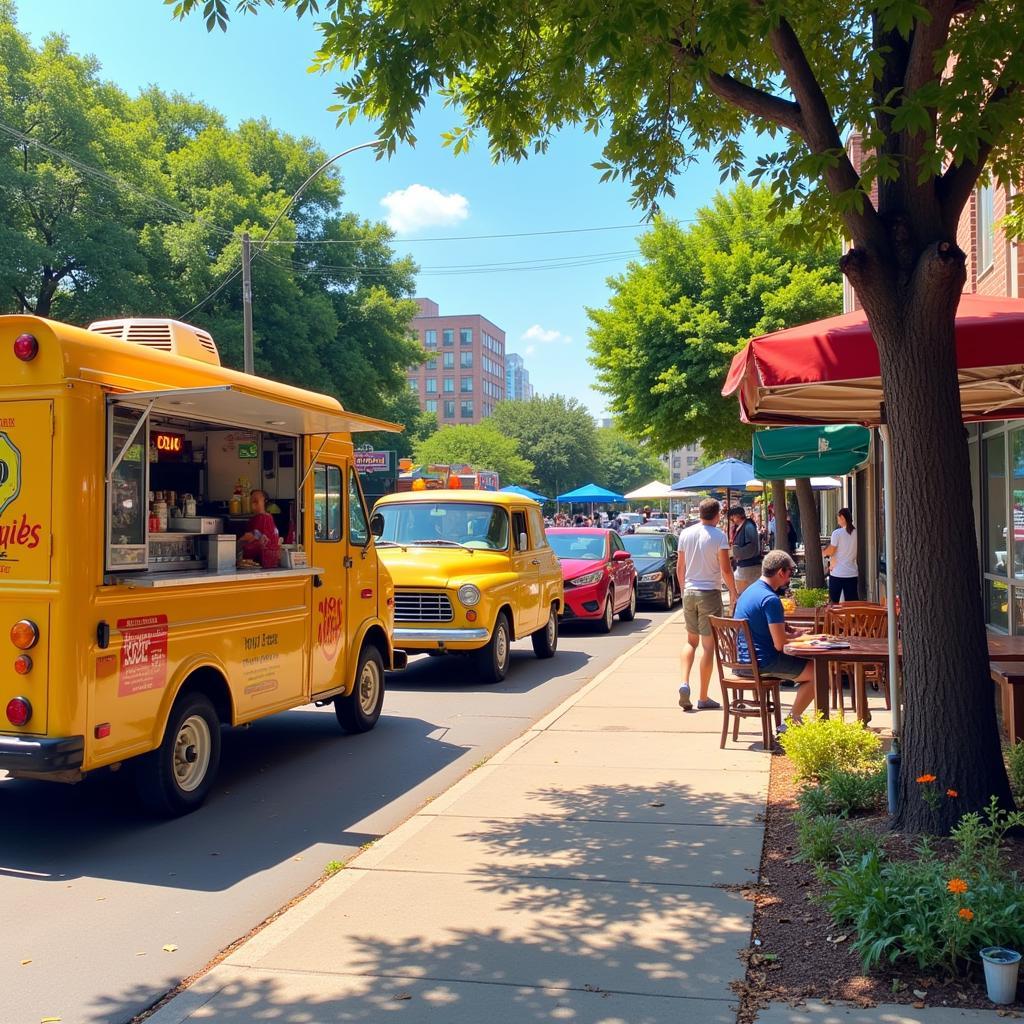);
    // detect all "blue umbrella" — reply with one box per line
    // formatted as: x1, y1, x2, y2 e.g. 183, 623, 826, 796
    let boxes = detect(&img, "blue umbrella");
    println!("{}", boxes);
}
671, 457, 756, 491
501, 484, 551, 503
556, 483, 627, 503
